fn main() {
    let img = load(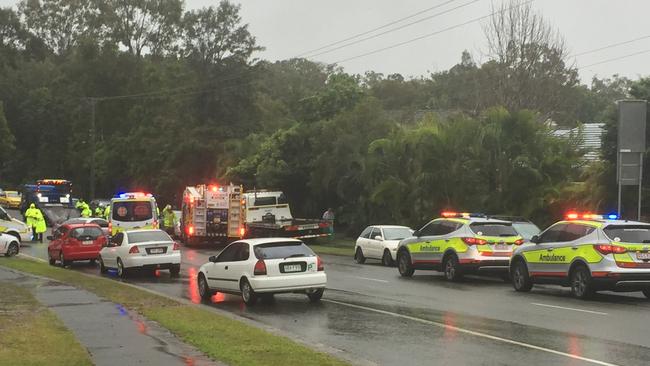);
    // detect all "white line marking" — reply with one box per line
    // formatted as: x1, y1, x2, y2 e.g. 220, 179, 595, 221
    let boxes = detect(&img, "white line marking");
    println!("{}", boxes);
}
355, 276, 389, 283
531, 303, 608, 316
323, 299, 619, 366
